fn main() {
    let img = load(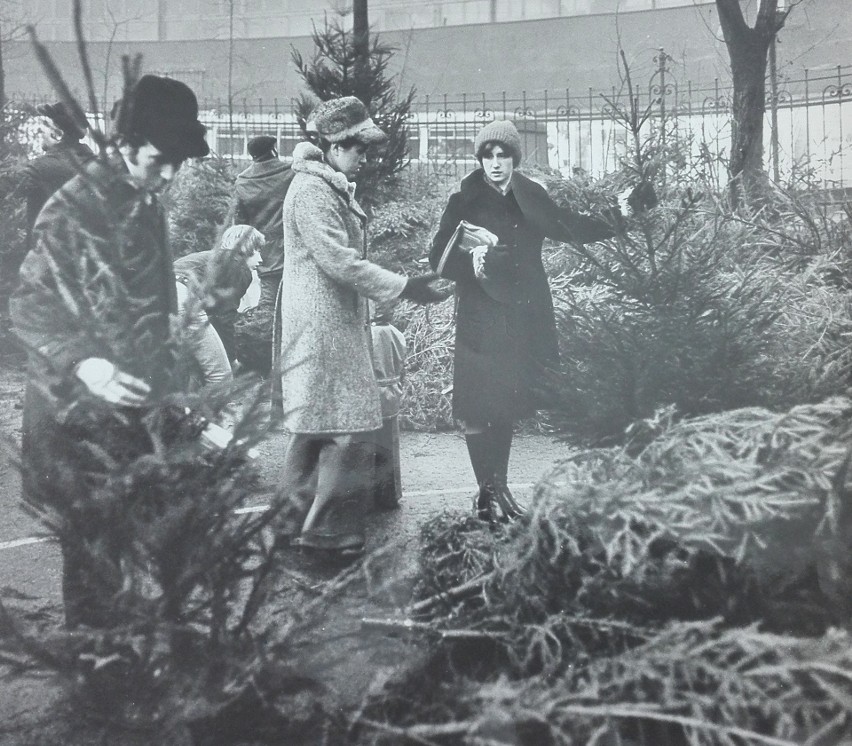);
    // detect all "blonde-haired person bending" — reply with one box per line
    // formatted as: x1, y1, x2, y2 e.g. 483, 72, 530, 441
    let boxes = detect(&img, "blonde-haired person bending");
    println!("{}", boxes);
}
174, 224, 264, 384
